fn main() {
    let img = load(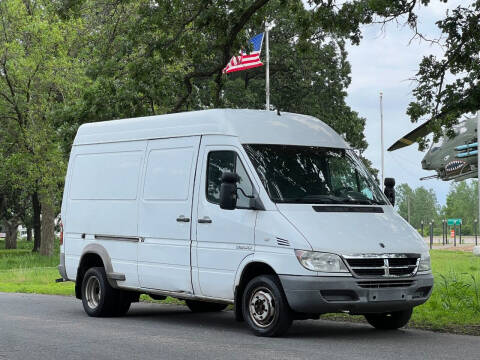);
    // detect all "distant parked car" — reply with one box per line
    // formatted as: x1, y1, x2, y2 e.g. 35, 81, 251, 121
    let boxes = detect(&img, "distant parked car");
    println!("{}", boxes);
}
19, 227, 28, 239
